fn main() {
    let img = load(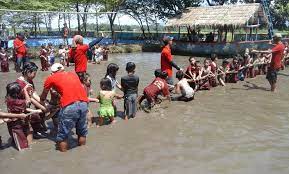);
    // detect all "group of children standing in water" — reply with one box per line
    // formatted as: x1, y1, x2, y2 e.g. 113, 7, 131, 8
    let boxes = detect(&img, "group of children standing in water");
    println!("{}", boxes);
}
0, 39, 289, 151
